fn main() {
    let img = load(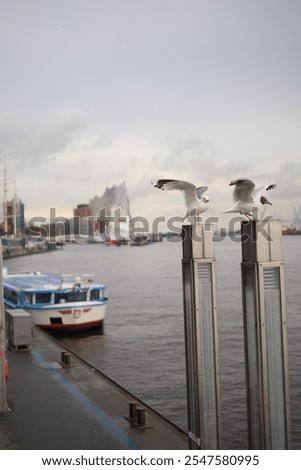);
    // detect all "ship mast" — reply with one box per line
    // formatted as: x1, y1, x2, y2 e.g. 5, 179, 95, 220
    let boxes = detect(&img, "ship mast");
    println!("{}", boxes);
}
3, 155, 7, 234
13, 181, 17, 238
1, 155, 17, 237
